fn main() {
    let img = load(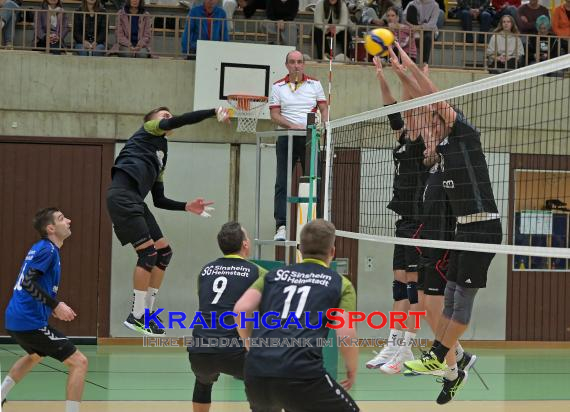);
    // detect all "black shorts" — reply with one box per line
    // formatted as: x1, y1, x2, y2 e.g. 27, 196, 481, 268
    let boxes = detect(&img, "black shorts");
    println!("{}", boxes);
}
419, 250, 449, 296
245, 373, 359, 412
106, 187, 164, 247
7, 326, 77, 362
188, 350, 246, 384
393, 219, 422, 272
447, 219, 502, 288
